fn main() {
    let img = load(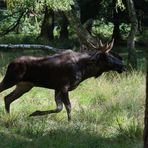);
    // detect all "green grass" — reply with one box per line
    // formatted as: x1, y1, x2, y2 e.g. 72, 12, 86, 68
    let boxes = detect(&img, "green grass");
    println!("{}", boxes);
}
0, 71, 145, 148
